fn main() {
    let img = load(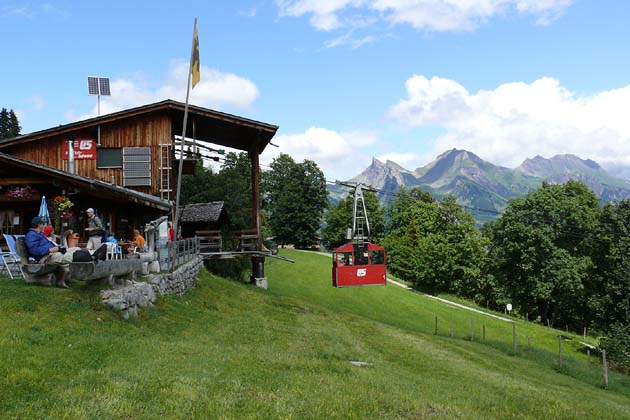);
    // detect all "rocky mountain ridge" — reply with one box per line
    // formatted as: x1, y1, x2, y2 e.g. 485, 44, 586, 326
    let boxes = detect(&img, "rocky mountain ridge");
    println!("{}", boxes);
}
328, 149, 630, 223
